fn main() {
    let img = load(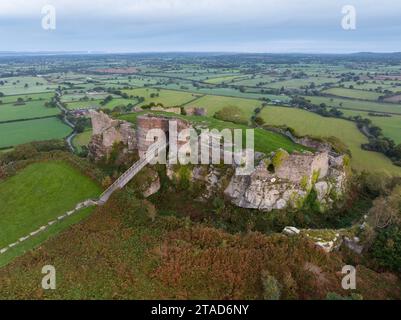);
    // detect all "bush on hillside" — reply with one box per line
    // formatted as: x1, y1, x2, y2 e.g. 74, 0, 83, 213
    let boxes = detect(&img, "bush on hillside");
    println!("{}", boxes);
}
214, 106, 248, 125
